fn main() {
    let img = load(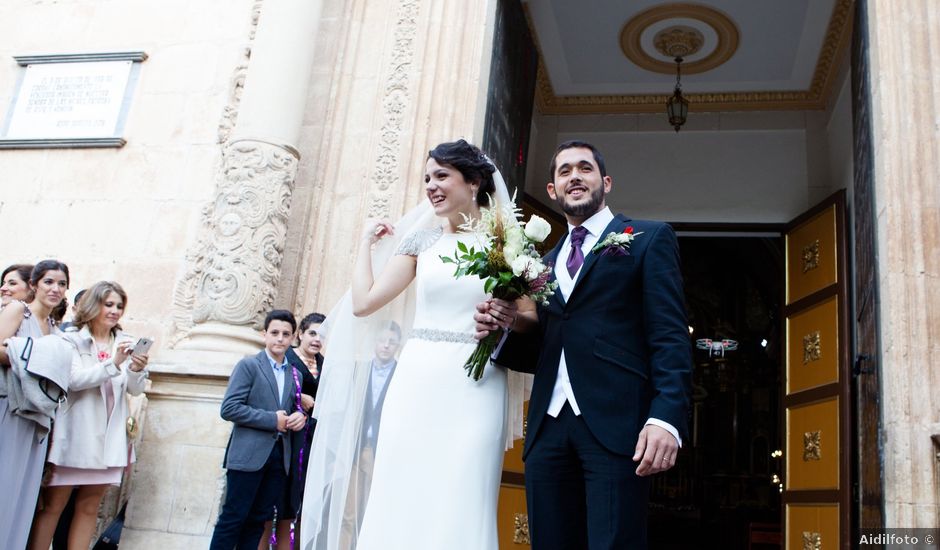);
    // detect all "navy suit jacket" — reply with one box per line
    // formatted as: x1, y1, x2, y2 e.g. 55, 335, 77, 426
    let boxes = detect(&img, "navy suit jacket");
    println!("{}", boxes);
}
500, 214, 692, 459
221, 350, 298, 473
